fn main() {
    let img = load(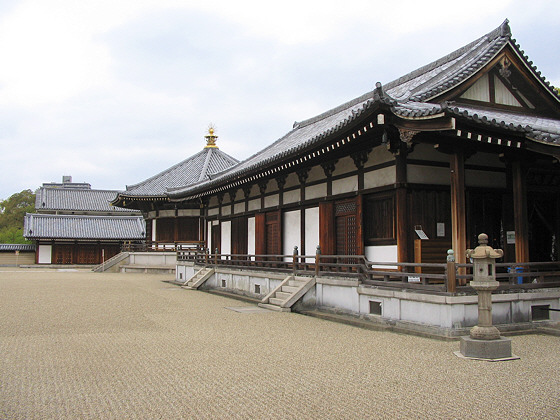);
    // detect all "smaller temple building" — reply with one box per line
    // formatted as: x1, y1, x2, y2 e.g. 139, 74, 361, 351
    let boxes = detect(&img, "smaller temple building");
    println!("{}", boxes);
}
111, 129, 239, 250
24, 176, 145, 264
